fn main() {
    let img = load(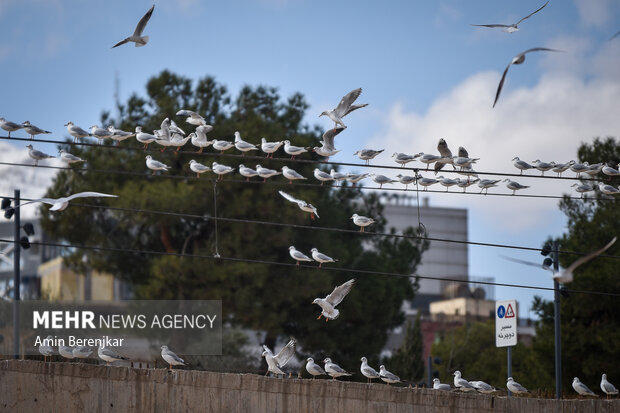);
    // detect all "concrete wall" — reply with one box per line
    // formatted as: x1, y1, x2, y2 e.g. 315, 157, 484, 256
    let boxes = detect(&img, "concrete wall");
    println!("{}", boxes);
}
1, 360, 619, 413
